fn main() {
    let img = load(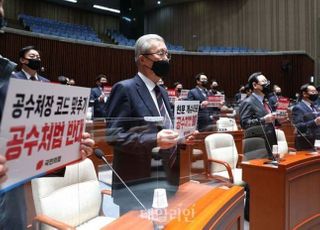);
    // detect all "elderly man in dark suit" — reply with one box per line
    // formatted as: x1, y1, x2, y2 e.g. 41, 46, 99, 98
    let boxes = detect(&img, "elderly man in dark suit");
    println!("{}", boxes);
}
292, 83, 320, 150
106, 34, 195, 214
239, 72, 278, 158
